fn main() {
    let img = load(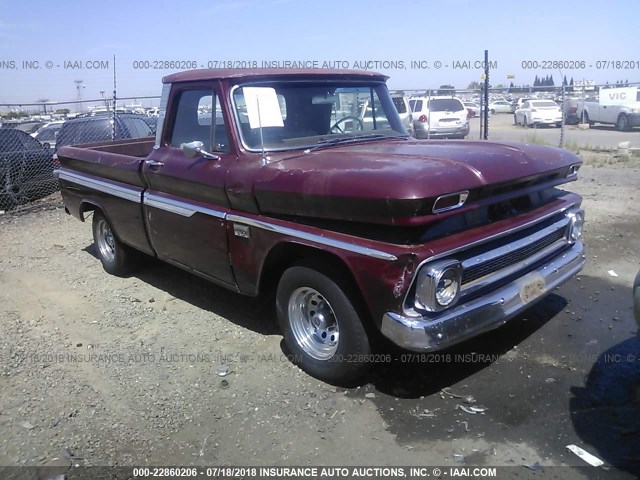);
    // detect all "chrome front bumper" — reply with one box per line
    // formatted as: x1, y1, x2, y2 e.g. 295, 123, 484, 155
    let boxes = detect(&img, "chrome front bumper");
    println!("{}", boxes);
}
380, 242, 585, 351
